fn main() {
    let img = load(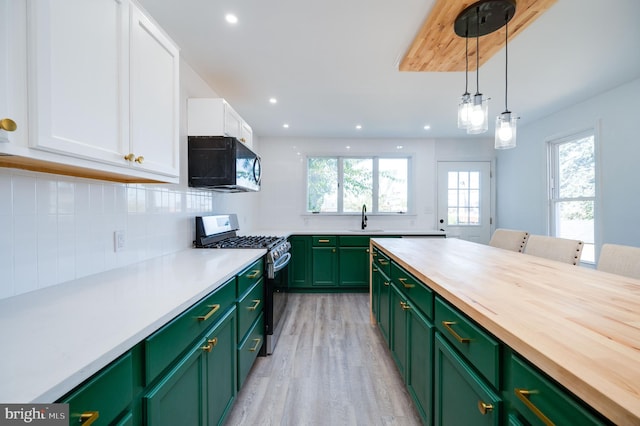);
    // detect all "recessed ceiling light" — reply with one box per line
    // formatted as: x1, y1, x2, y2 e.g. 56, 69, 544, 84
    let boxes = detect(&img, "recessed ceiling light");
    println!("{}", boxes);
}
424, 125, 431, 130
269, 98, 277, 104
283, 123, 289, 128
225, 14, 238, 24
396, 145, 404, 150
355, 125, 362, 130
346, 145, 351, 150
